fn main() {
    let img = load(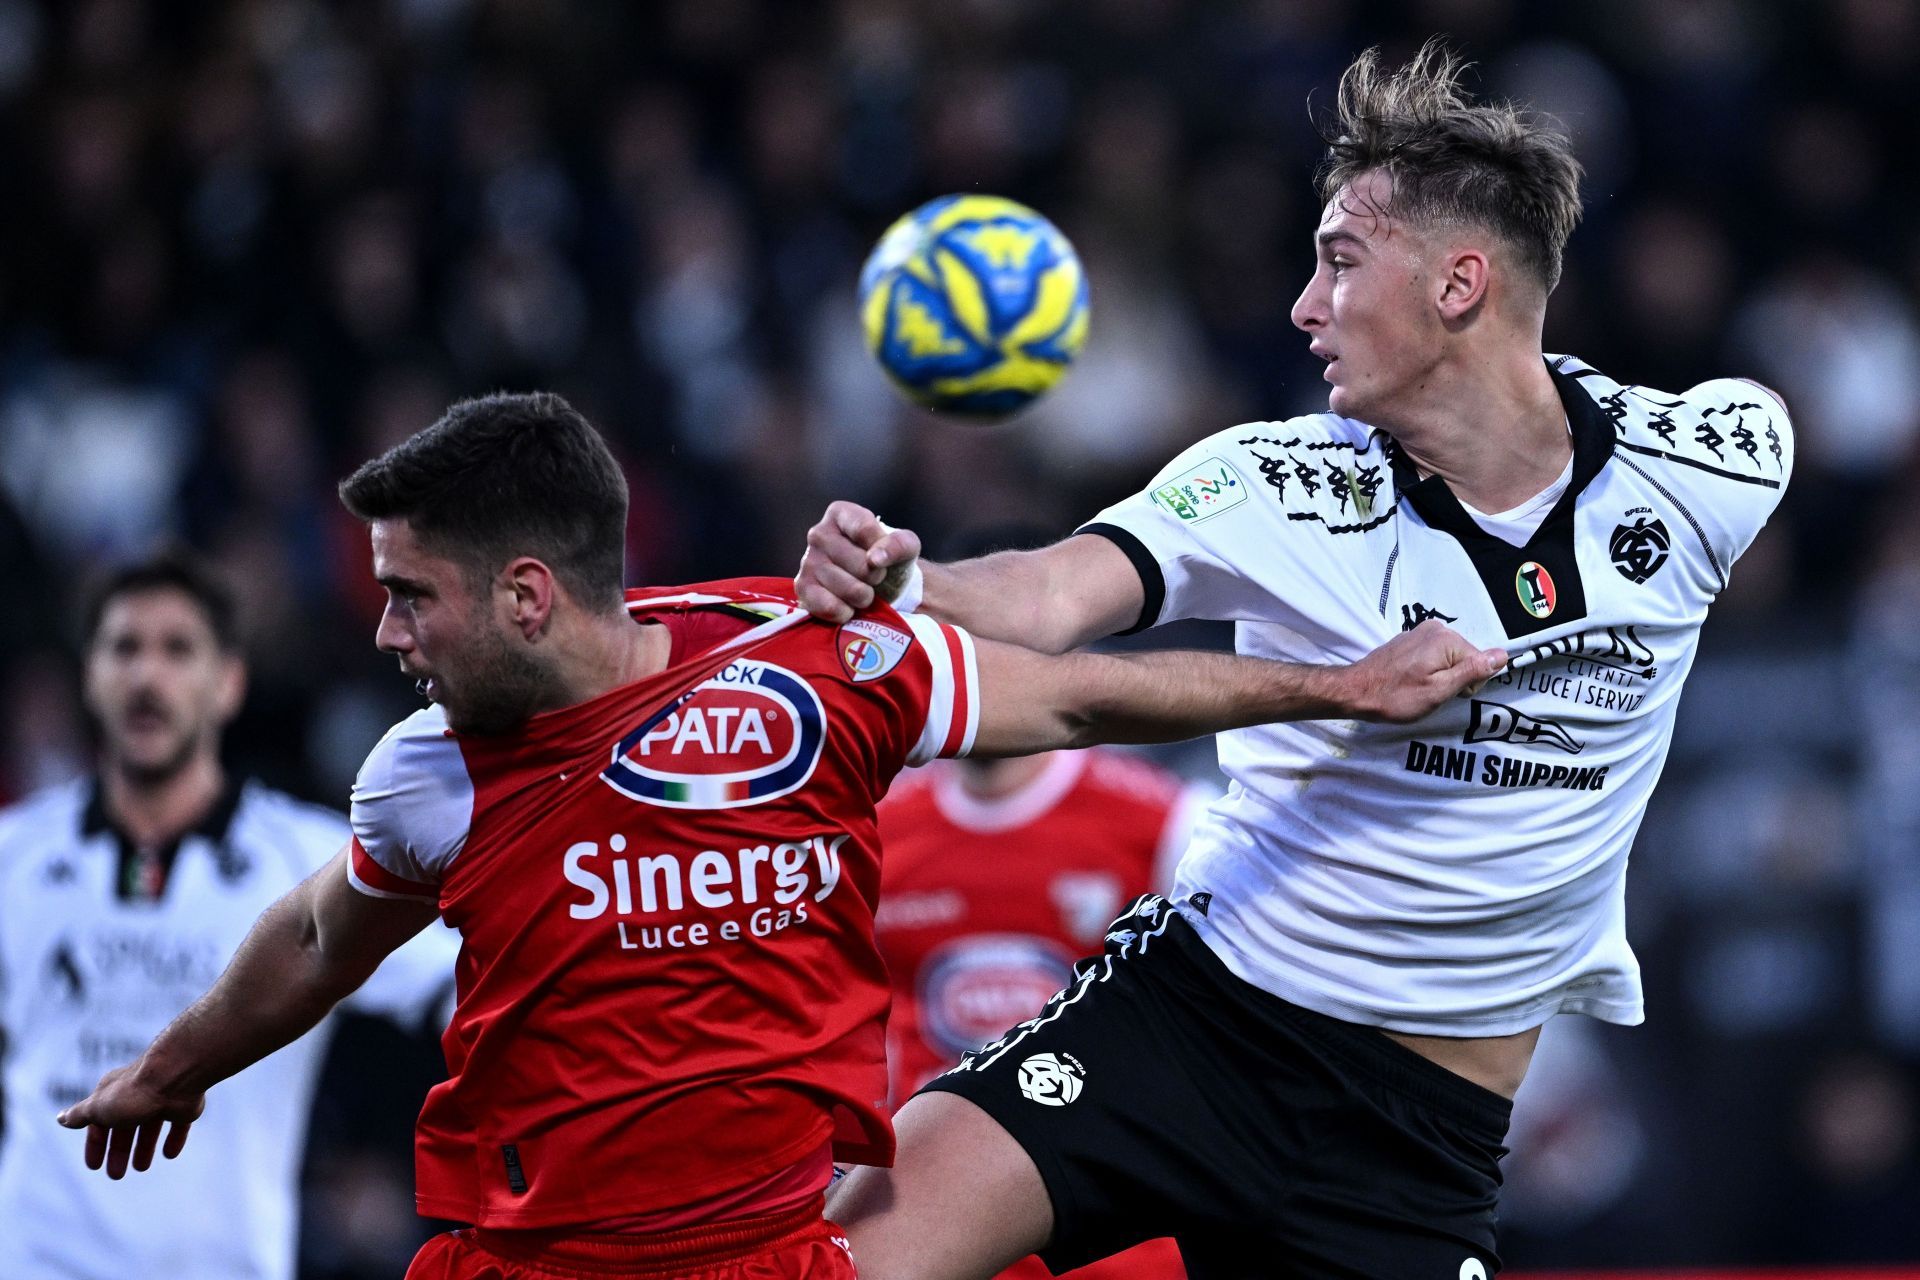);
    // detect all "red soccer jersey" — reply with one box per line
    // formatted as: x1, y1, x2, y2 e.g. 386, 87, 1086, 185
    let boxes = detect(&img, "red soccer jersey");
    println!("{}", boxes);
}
874, 751, 1208, 1280
346, 579, 980, 1228
874, 750, 1208, 1104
